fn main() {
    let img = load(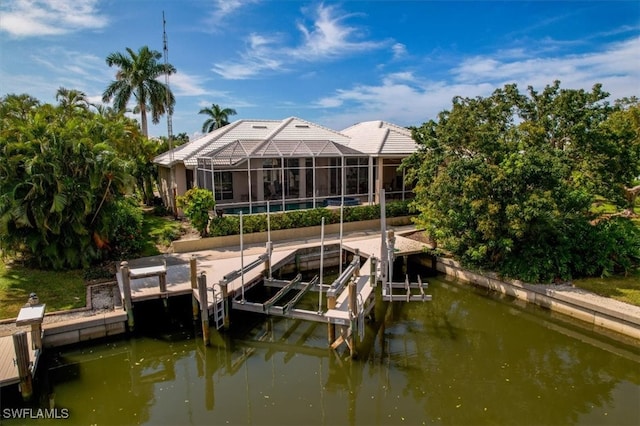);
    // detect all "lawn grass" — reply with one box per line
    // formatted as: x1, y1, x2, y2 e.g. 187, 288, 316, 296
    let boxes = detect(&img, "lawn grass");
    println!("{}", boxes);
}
139, 212, 182, 257
0, 212, 183, 320
573, 269, 640, 307
0, 260, 86, 319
